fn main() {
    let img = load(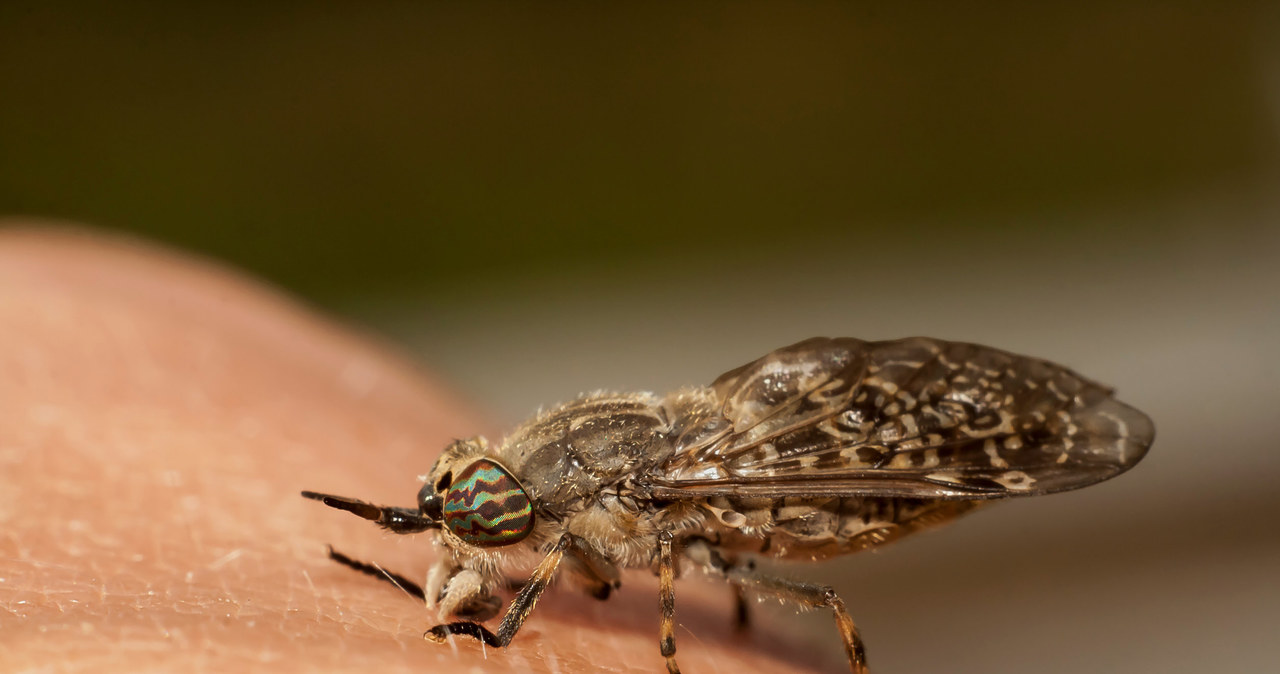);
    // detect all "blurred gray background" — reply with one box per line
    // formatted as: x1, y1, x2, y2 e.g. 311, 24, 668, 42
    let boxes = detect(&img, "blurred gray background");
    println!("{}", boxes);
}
2, 3, 1278, 672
